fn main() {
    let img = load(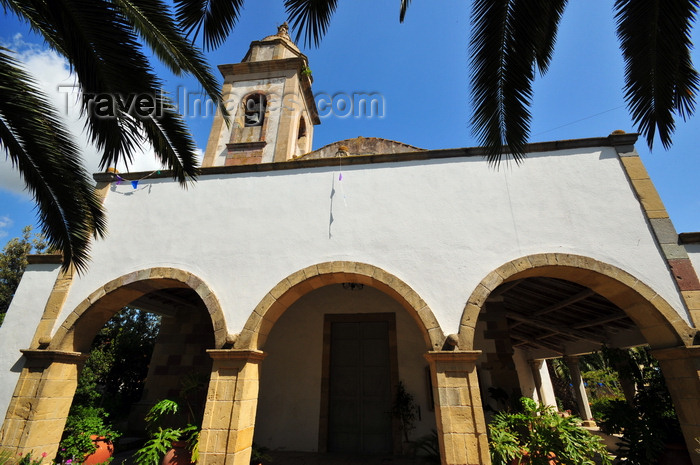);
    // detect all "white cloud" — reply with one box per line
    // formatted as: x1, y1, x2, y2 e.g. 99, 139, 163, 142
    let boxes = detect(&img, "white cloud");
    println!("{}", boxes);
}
0, 35, 166, 196
0, 216, 12, 240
